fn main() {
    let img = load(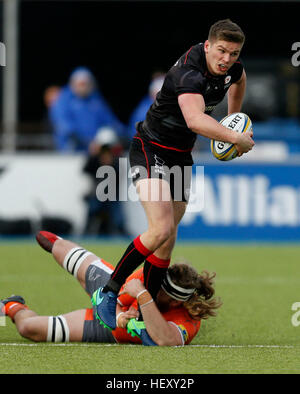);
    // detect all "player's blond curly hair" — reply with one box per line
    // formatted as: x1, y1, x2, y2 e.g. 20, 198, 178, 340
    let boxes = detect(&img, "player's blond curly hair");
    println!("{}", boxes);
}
168, 262, 222, 320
